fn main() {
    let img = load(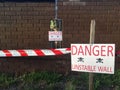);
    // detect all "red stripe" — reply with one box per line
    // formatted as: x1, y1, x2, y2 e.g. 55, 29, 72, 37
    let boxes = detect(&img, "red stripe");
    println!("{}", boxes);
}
51, 49, 63, 55
66, 48, 71, 51
34, 49, 45, 56
2, 50, 12, 57
17, 50, 28, 56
